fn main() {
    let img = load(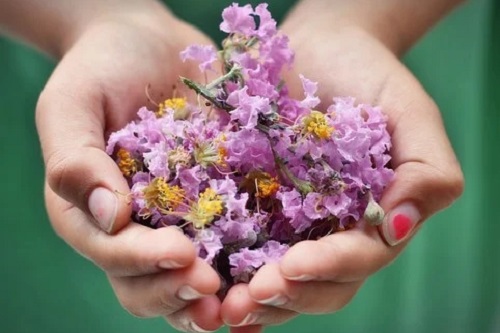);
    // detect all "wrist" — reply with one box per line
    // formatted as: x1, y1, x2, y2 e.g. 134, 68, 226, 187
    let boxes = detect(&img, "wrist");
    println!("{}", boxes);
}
57, 0, 176, 58
282, 0, 465, 56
